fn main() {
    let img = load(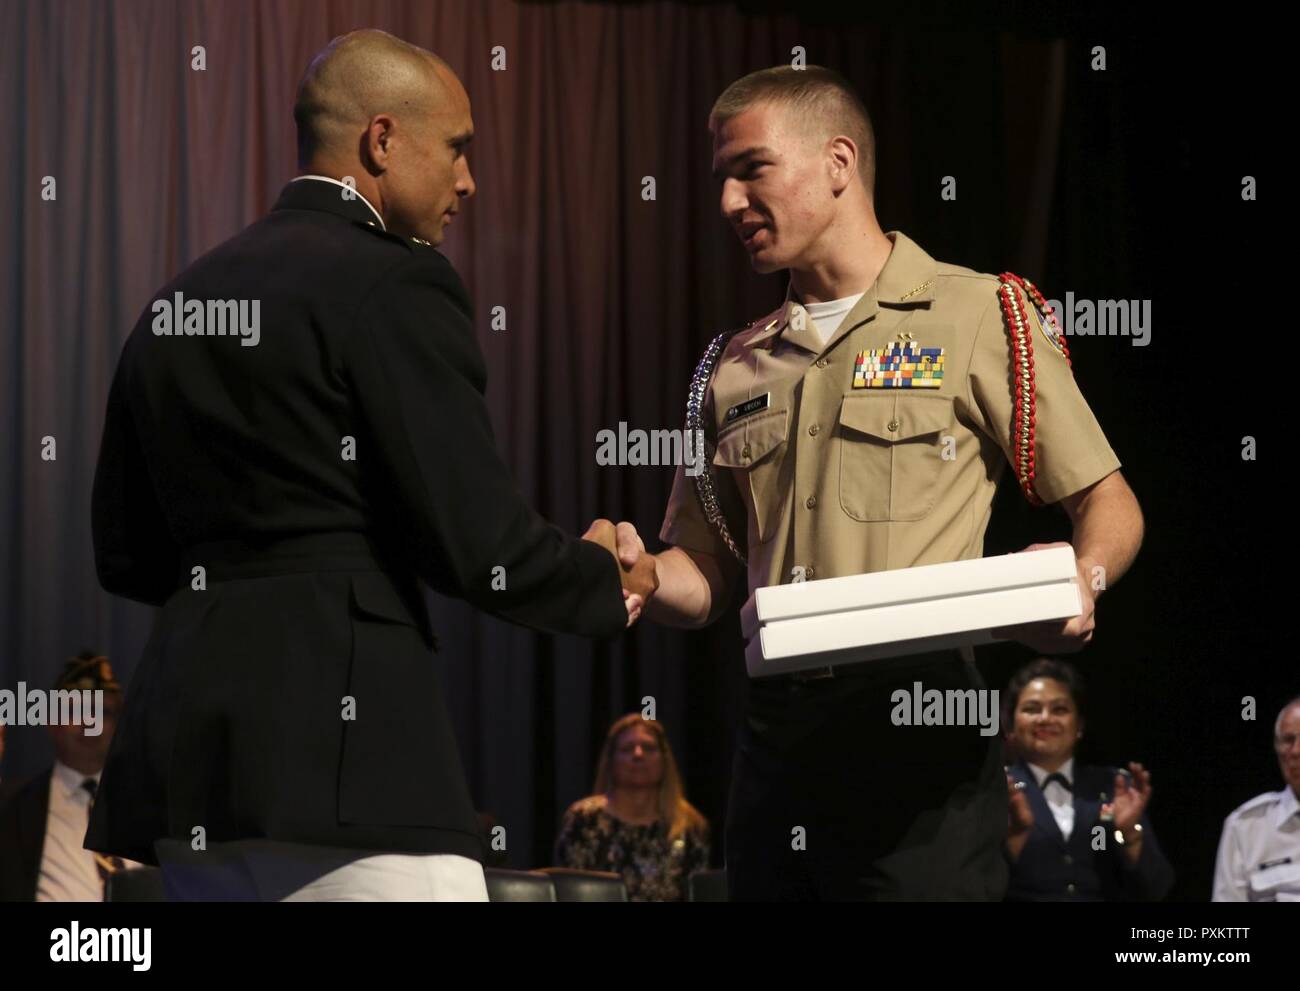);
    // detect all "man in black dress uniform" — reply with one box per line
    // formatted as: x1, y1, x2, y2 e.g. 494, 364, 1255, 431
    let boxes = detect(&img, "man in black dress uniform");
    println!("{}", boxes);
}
86, 29, 656, 900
